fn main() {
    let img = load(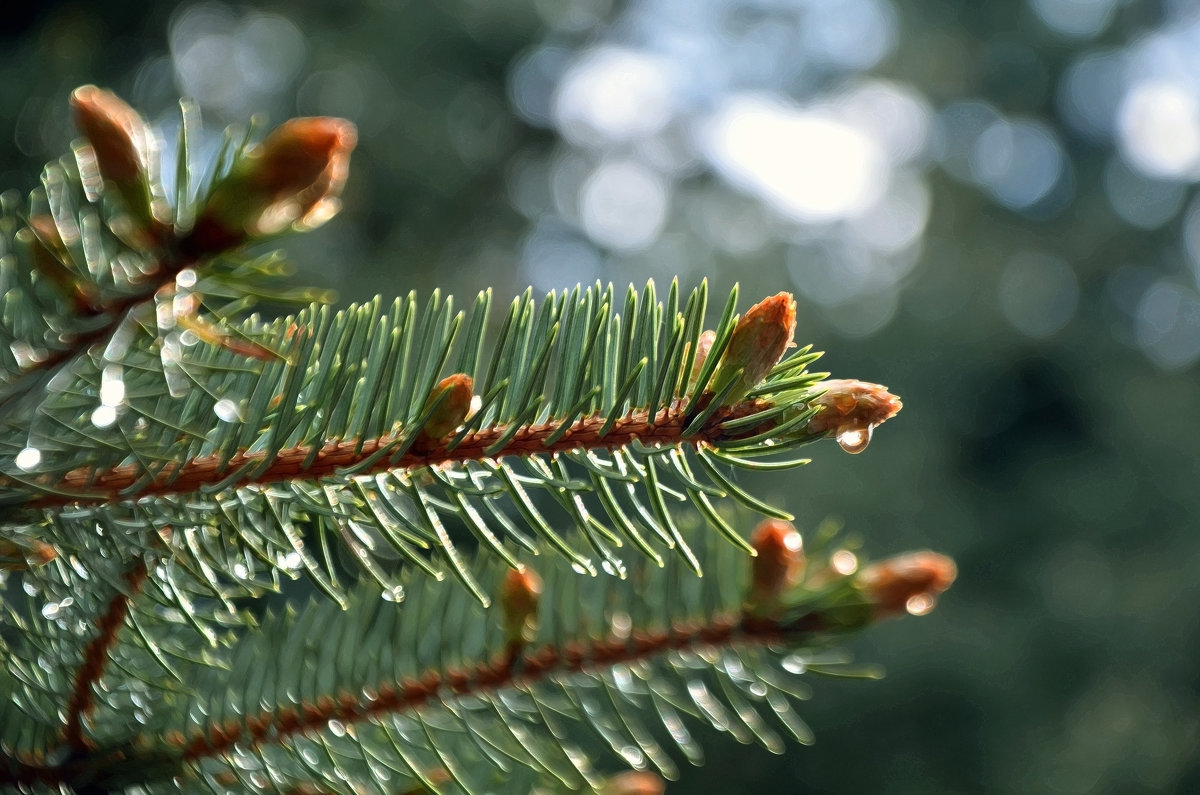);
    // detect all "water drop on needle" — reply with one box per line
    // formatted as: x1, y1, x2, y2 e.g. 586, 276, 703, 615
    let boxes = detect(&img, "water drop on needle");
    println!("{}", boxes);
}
836, 424, 873, 454
906, 593, 936, 616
